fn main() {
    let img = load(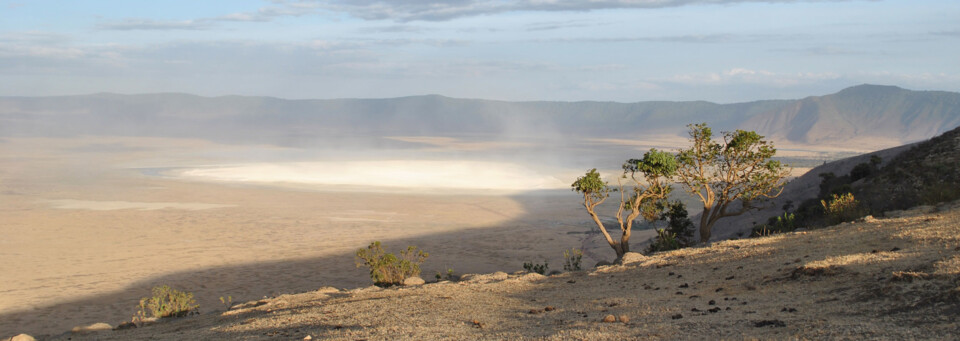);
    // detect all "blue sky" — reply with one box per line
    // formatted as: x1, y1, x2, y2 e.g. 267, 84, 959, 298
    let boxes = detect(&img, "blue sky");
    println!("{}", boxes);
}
1, 0, 958, 102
